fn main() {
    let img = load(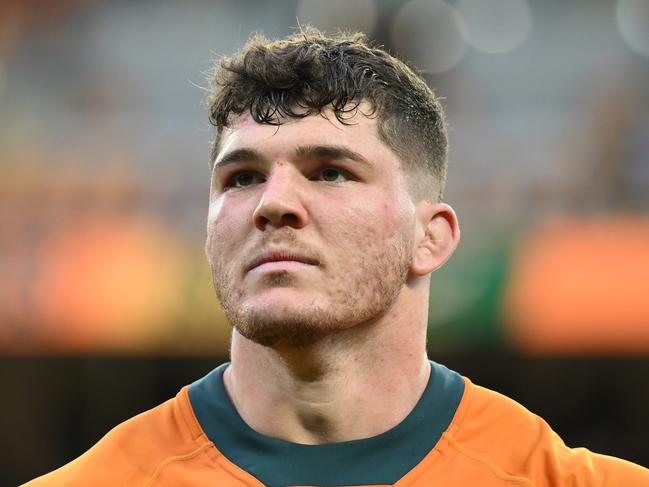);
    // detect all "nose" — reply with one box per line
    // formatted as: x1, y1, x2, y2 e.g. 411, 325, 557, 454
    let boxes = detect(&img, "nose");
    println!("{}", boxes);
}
253, 164, 309, 231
